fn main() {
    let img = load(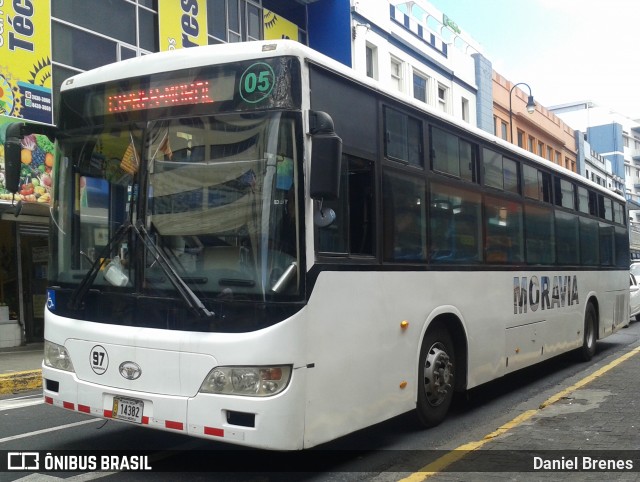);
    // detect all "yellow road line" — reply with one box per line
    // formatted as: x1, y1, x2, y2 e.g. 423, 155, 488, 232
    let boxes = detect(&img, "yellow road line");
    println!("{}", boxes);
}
0, 369, 42, 394
398, 345, 640, 481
